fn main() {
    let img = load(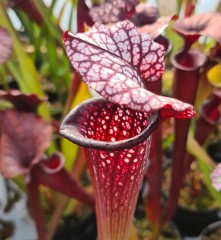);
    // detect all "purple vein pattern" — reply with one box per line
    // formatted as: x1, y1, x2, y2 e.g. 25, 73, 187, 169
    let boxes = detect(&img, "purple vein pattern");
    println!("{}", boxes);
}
89, 0, 139, 24
63, 21, 195, 119
75, 99, 152, 240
